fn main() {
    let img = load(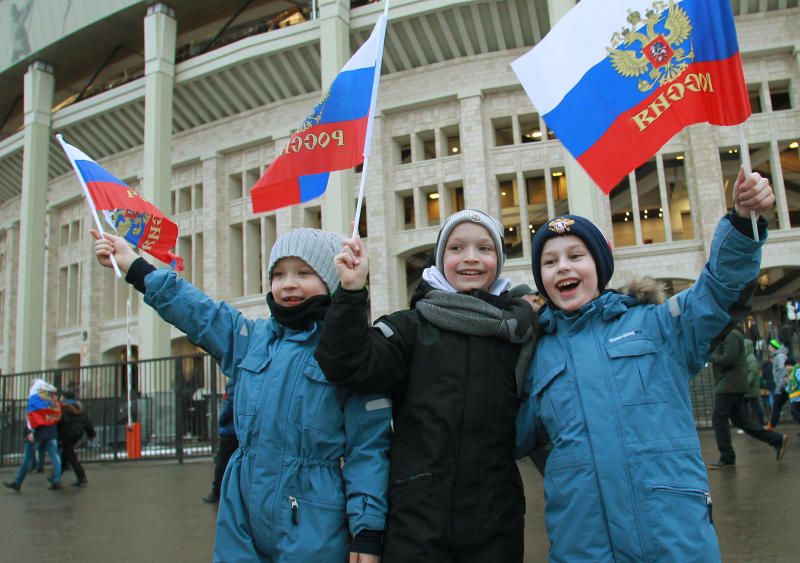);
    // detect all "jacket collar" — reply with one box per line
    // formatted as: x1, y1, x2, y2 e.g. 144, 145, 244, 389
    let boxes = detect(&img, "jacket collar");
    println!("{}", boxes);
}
539, 291, 639, 334
269, 317, 320, 342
